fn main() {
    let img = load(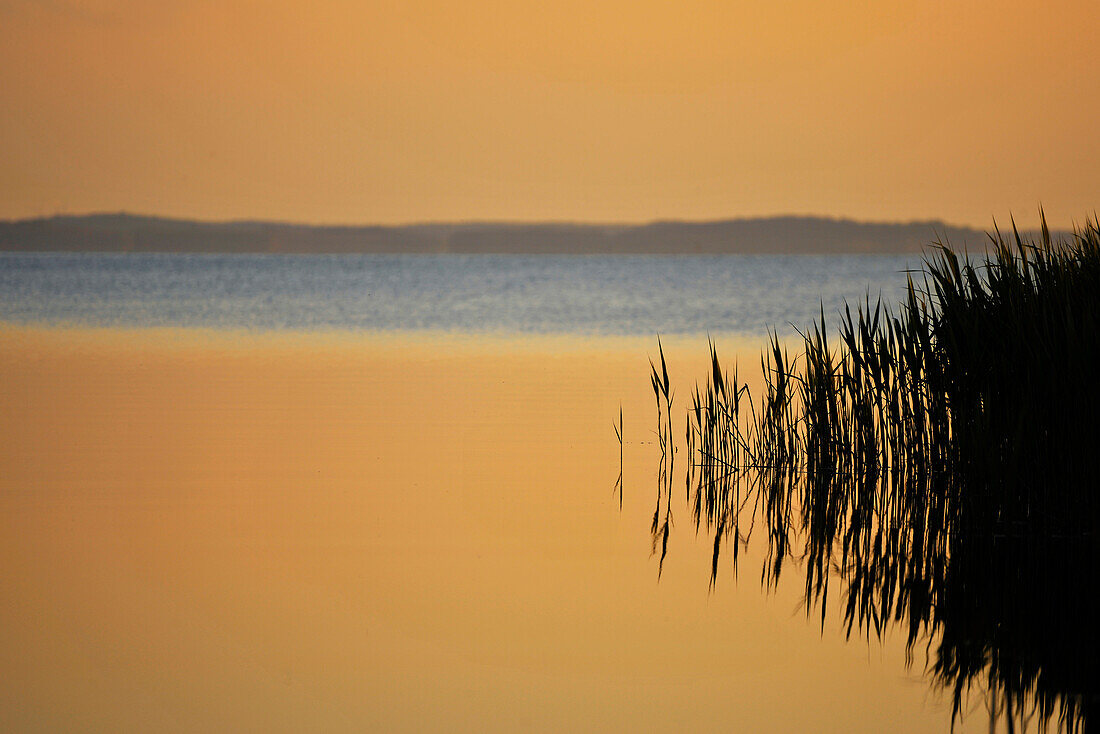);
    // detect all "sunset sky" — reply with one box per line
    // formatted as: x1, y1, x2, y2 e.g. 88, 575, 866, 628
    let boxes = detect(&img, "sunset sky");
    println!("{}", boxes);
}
2, 0, 1098, 227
